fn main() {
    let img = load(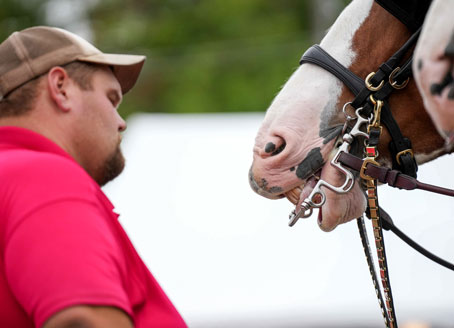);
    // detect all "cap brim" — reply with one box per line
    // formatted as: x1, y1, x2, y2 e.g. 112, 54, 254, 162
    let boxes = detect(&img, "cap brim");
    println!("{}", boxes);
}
77, 53, 146, 94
